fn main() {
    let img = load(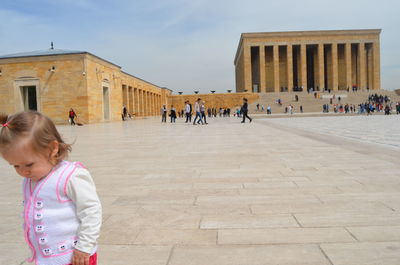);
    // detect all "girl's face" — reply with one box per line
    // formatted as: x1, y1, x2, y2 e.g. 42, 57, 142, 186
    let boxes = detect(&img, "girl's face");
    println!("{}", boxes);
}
2, 140, 59, 182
